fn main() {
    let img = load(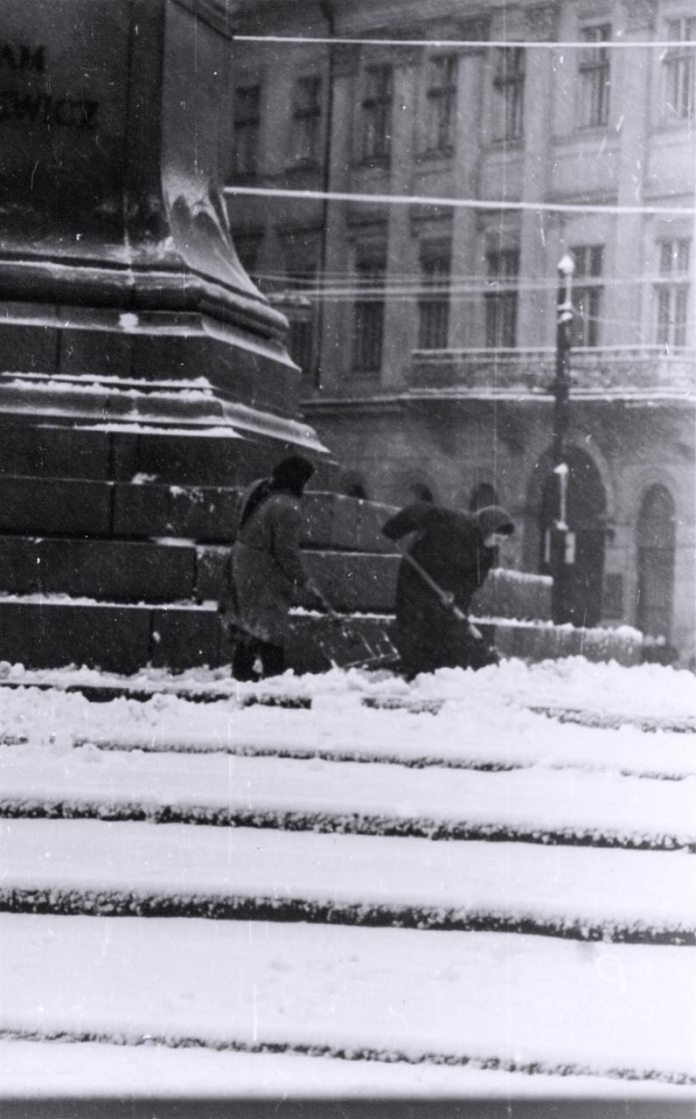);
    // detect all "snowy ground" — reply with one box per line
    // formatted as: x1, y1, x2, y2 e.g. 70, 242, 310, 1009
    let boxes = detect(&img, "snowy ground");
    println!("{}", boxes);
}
0, 656, 694, 1101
